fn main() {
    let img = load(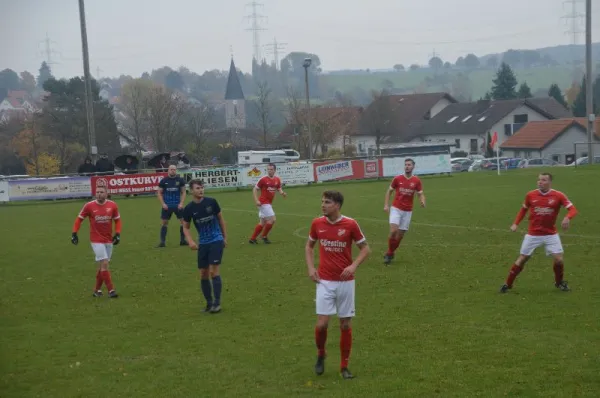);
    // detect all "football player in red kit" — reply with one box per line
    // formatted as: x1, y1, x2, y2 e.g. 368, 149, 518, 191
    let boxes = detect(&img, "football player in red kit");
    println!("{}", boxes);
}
305, 190, 371, 379
249, 163, 287, 244
500, 173, 578, 293
72, 184, 122, 298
